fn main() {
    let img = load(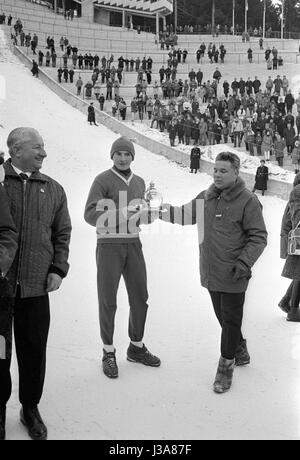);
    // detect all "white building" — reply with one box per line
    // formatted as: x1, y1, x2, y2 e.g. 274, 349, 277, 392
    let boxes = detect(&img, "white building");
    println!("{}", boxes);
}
81, 0, 173, 33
